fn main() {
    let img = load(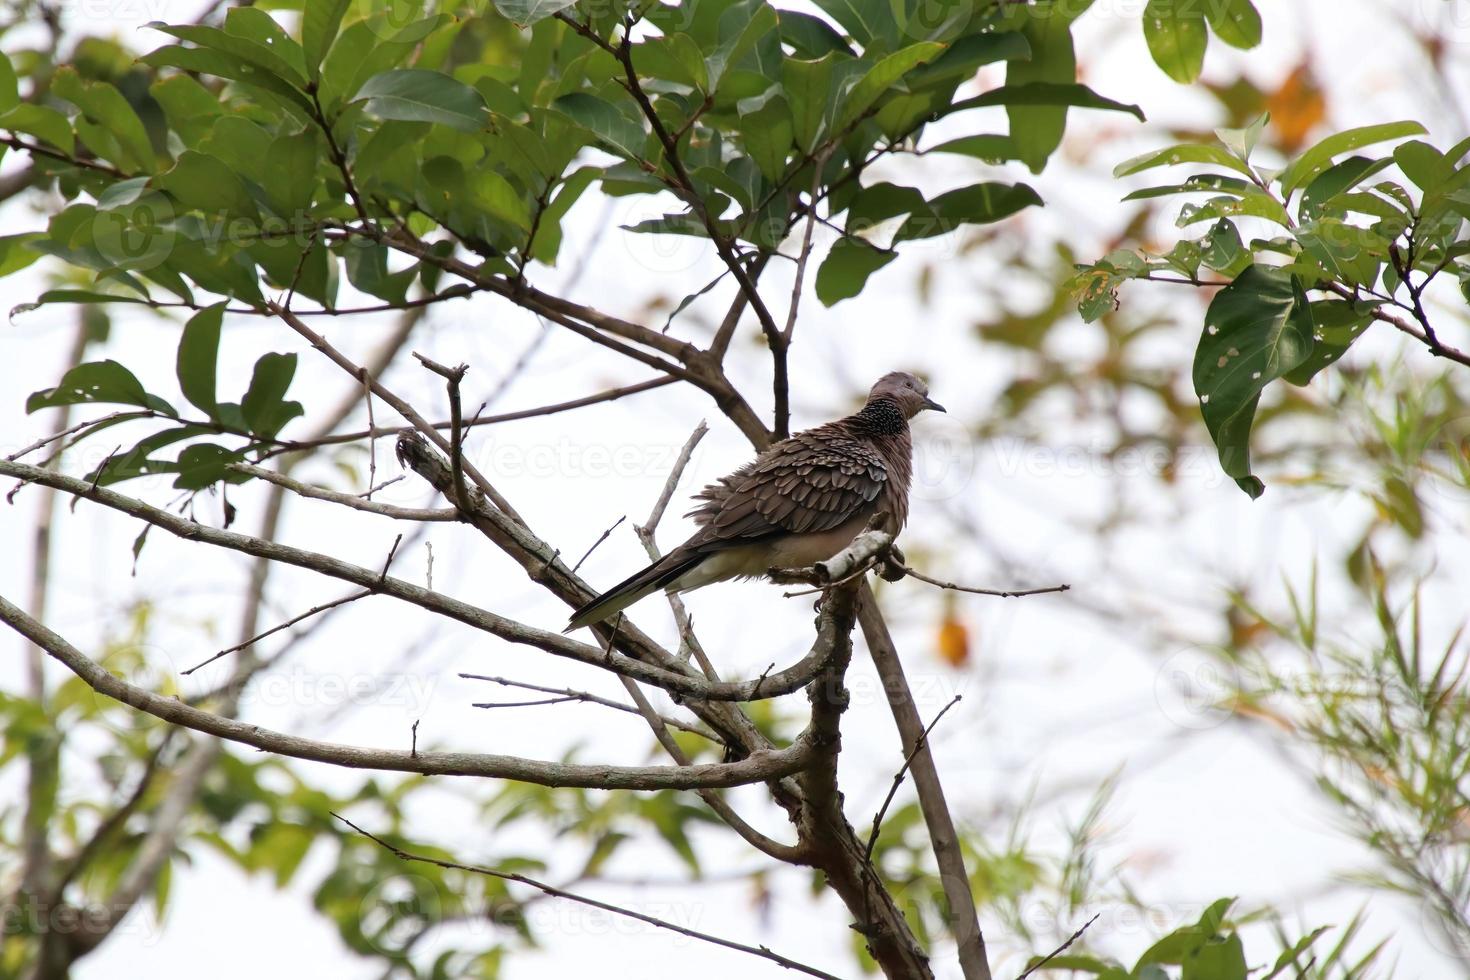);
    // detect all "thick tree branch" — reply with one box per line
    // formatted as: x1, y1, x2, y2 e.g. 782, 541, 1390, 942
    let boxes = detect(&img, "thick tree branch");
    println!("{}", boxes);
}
858, 587, 992, 980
